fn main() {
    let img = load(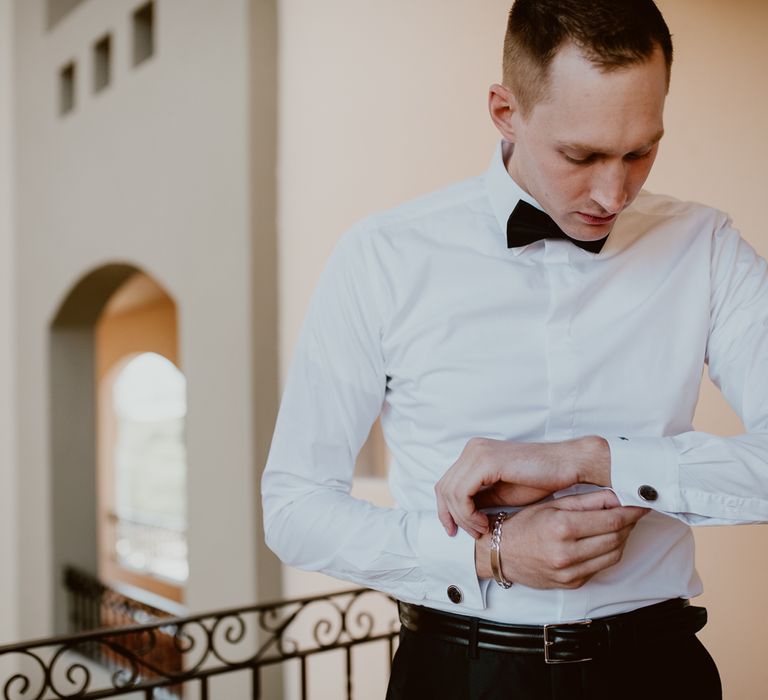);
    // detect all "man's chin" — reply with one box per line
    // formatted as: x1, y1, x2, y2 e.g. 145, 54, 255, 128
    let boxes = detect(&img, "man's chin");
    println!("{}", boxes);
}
562, 215, 616, 241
